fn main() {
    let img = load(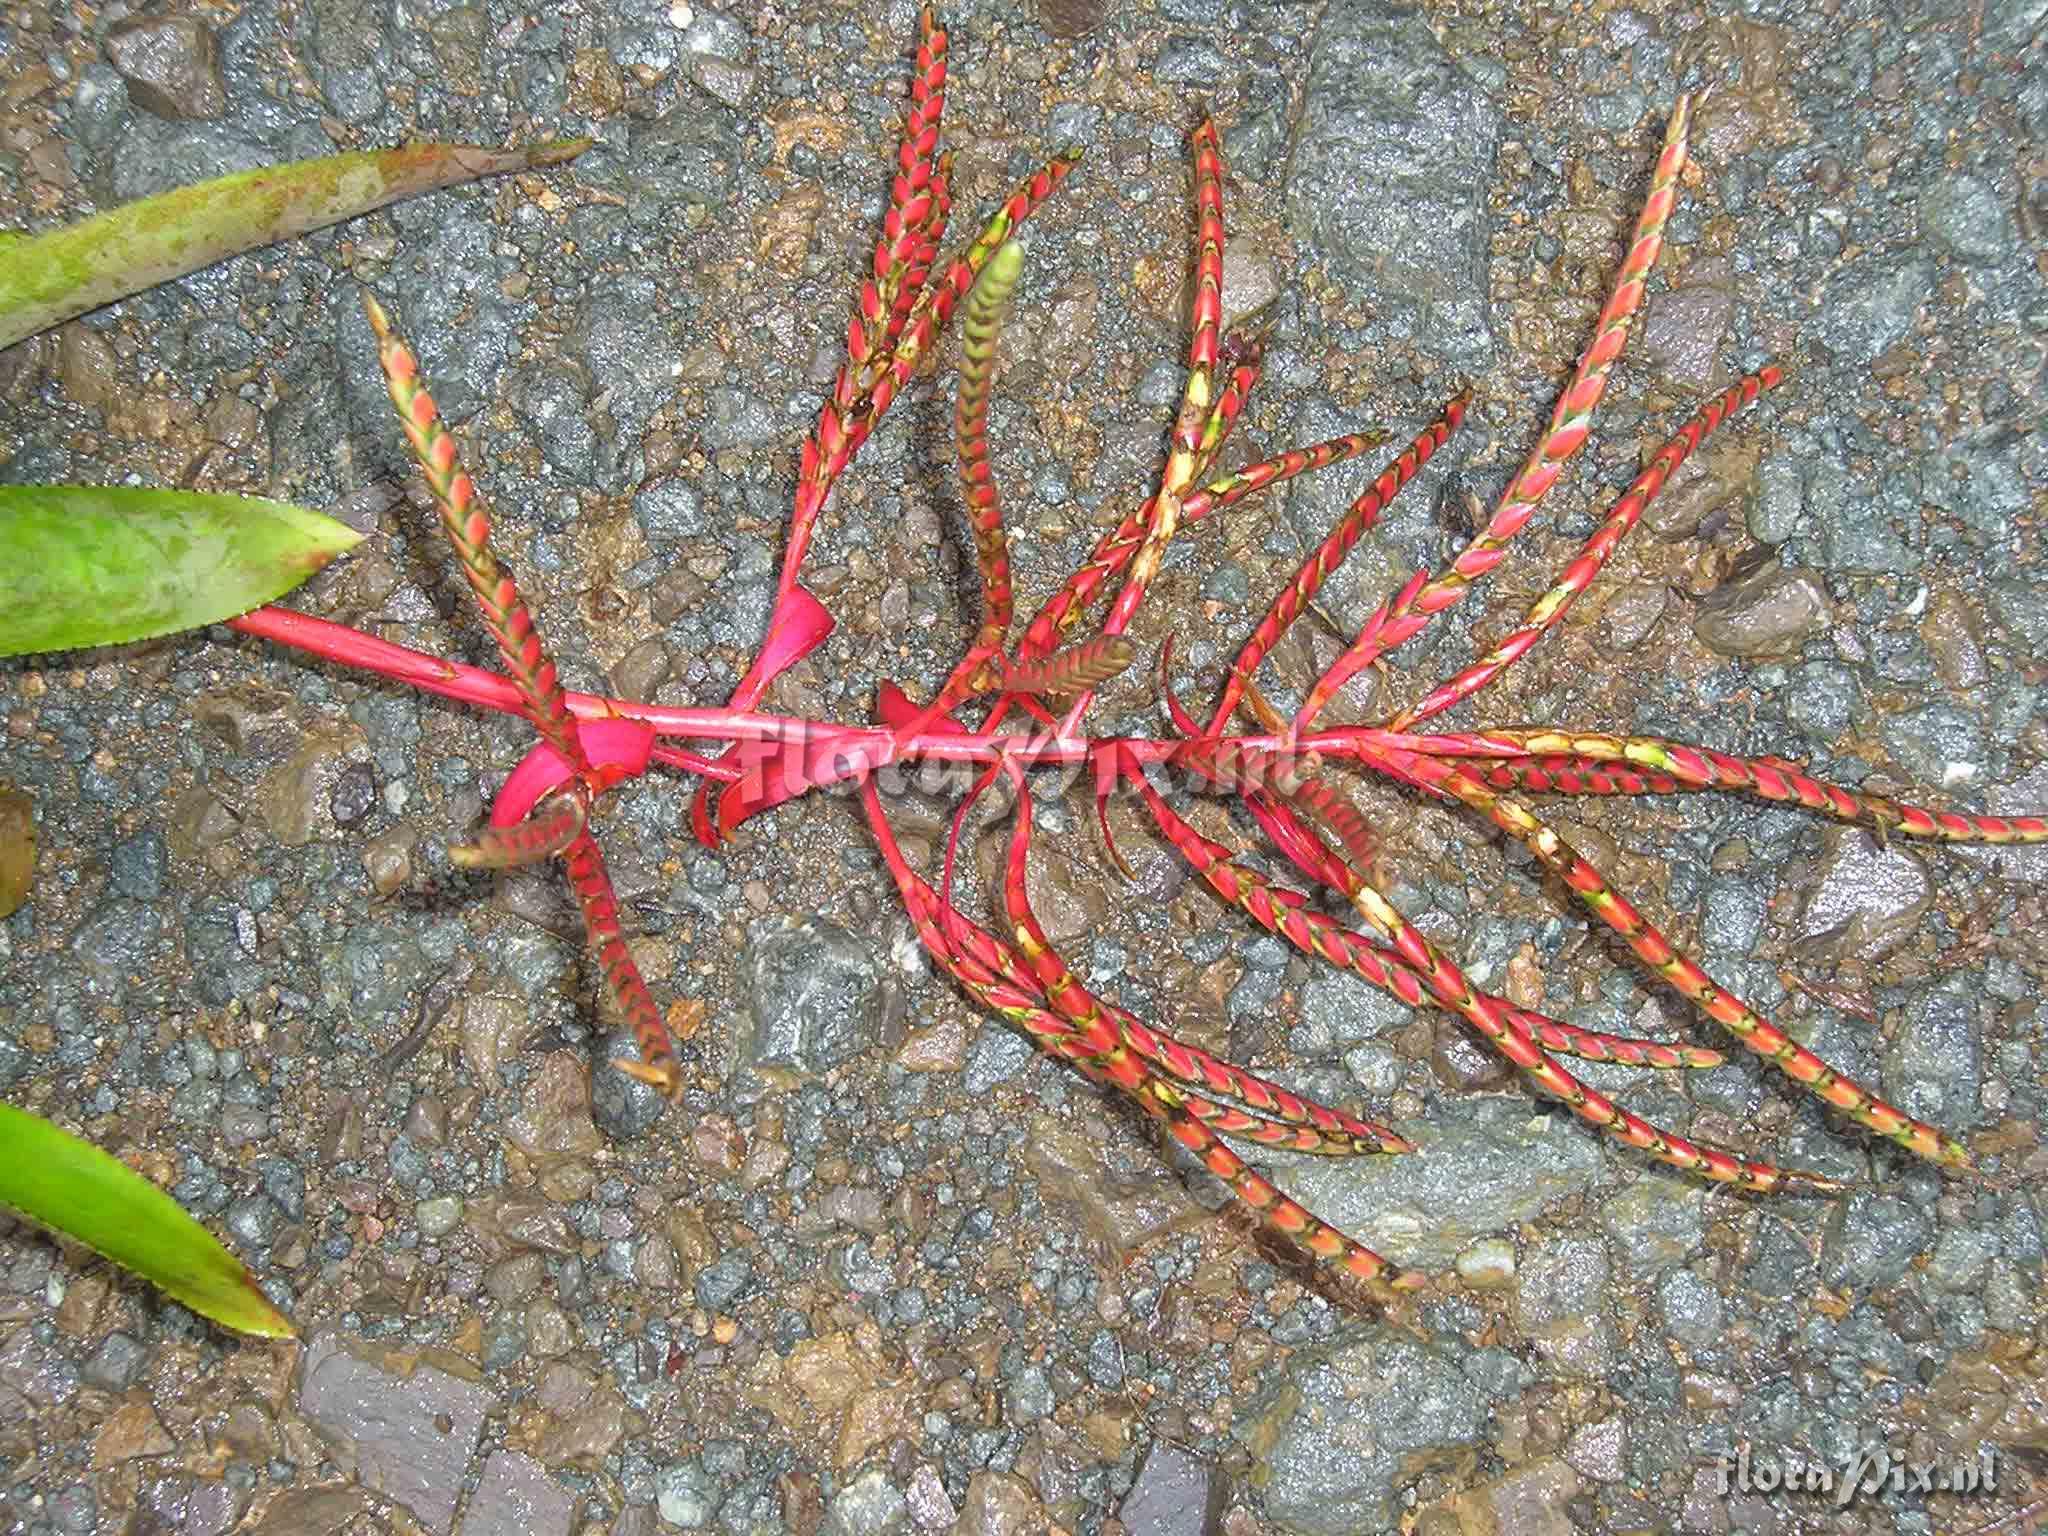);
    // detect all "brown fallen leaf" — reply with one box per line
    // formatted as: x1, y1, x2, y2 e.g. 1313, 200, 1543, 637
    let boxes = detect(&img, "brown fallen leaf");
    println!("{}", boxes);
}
0, 786, 32, 920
